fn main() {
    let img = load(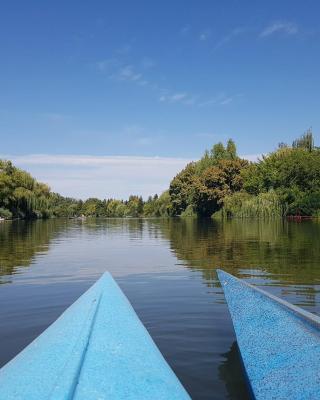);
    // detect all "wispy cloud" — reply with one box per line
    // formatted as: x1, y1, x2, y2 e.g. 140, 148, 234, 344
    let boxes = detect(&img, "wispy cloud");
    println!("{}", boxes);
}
182, 97, 198, 106
199, 29, 211, 41
96, 58, 120, 72
115, 44, 132, 55
96, 50, 239, 108
260, 21, 298, 38
121, 125, 158, 146
118, 65, 142, 82
160, 92, 188, 103
159, 91, 241, 108
219, 97, 234, 105
159, 92, 201, 106
40, 112, 71, 122
5, 154, 189, 167
136, 137, 153, 146
97, 55, 148, 86
198, 93, 240, 107
214, 27, 247, 50
141, 57, 156, 69
97, 57, 146, 86
179, 25, 191, 36
3, 154, 191, 200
